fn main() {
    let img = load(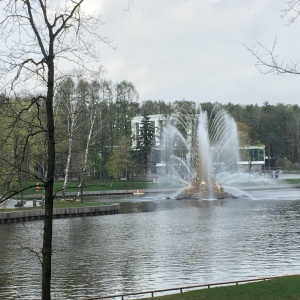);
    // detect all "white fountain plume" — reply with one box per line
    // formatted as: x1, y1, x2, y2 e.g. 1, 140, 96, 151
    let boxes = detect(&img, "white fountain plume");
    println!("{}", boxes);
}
157, 104, 241, 199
